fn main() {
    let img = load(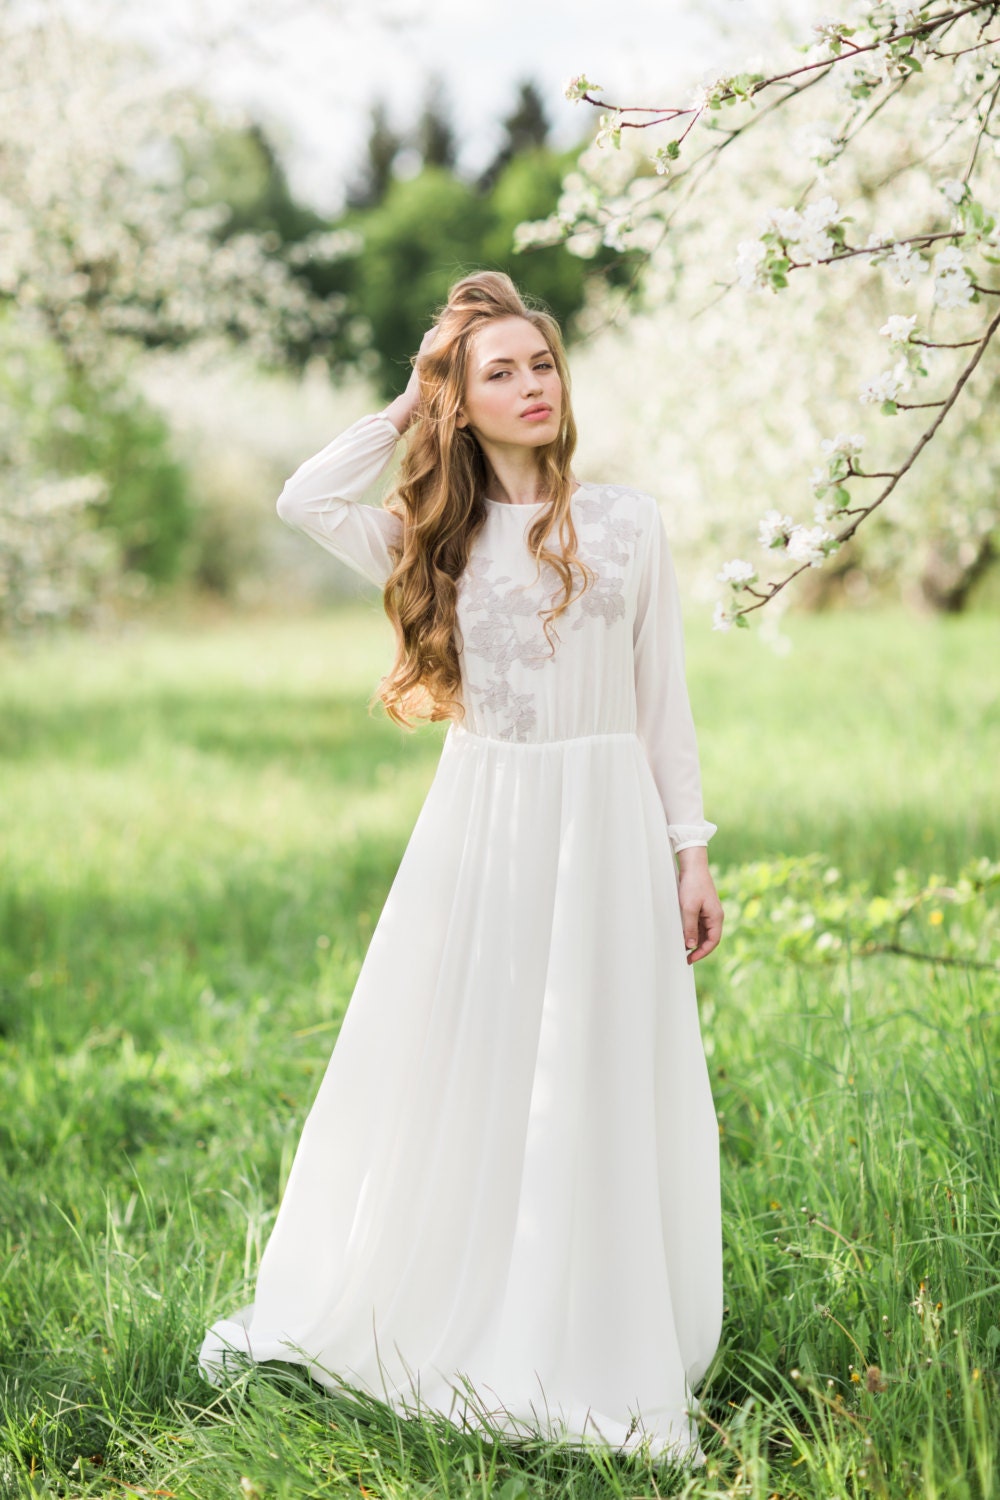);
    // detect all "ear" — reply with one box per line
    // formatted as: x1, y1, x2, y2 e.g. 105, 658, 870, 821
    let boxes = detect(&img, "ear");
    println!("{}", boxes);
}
456, 411, 466, 429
